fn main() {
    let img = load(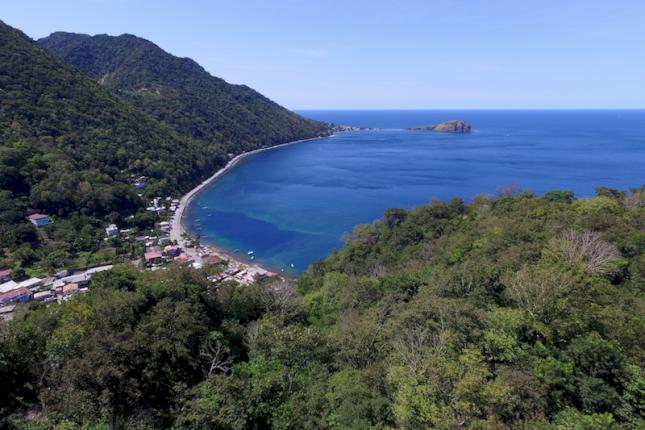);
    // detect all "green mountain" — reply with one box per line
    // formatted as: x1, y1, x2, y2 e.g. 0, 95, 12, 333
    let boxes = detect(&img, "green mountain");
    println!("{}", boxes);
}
39, 32, 330, 153
0, 21, 328, 269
